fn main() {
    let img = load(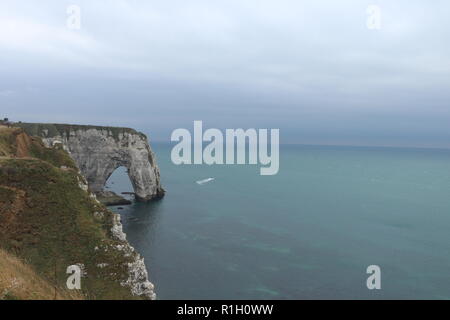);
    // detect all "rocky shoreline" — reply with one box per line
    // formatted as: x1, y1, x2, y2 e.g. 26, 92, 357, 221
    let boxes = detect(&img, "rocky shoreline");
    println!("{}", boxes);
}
95, 191, 132, 206
77, 175, 157, 300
